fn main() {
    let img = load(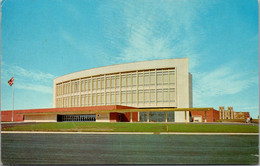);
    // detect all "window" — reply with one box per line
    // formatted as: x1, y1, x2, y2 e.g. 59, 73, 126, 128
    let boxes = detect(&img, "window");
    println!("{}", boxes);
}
122, 75, 126, 88
88, 94, 92, 106
169, 88, 175, 102
132, 74, 137, 87
157, 71, 162, 85
101, 77, 104, 90
116, 75, 120, 88
111, 92, 115, 104
89, 79, 92, 91
144, 72, 149, 86
127, 91, 131, 104
121, 91, 126, 104
106, 92, 110, 105
85, 80, 88, 91
81, 80, 85, 92
163, 89, 168, 102
138, 72, 143, 87
132, 90, 137, 103
144, 90, 149, 103
116, 92, 120, 104
85, 94, 88, 106
106, 76, 111, 89
163, 71, 168, 85
150, 72, 155, 85
127, 74, 131, 87
111, 76, 115, 88
150, 90, 155, 103
92, 93, 96, 105
101, 93, 104, 105
97, 93, 101, 105
139, 90, 143, 103
97, 78, 101, 90
169, 70, 175, 85
93, 78, 97, 91
157, 89, 162, 102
